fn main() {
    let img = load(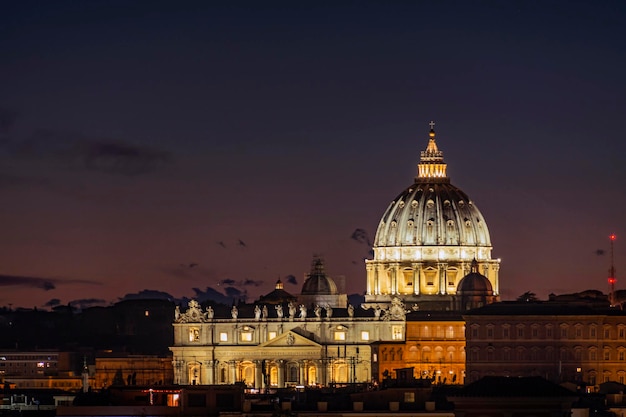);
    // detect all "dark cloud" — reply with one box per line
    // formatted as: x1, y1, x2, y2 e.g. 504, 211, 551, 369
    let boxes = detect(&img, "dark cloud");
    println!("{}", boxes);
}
595, 249, 606, 256
69, 298, 107, 309
243, 279, 263, 287
220, 278, 236, 286
224, 287, 244, 298
285, 274, 297, 285
44, 298, 61, 307
191, 287, 232, 305
118, 289, 175, 302
82, 141, 171, 176
0, 274, 101, 291
16, 129, 172, 176
350, 228, 372, 246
